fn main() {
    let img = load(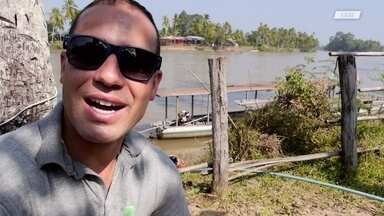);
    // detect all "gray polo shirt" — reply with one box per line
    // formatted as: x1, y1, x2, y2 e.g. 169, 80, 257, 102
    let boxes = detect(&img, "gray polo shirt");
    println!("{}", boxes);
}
0, 104, 190, 216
